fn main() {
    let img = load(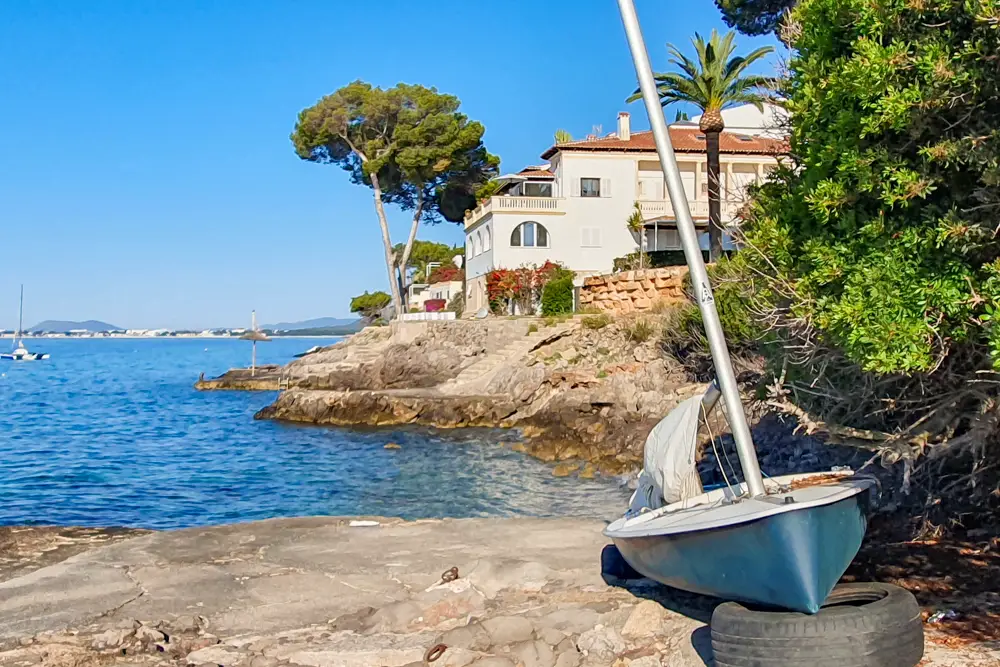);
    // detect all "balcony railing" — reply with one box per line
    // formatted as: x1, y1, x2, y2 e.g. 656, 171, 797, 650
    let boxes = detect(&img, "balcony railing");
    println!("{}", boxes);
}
638, 199, 739, 220
464, 196, 566, 227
